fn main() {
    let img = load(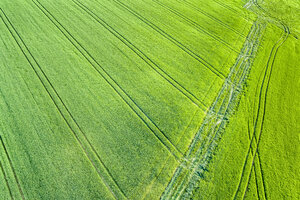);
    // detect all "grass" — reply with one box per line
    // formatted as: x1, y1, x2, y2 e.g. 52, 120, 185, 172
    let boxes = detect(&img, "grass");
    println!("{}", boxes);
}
192, 0, 300, 199
0, 19, 116, 199
0, 0, 298, 199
